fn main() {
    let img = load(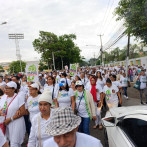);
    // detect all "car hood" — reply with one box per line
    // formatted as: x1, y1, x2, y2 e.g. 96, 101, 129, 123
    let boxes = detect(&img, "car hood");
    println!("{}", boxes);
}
108, 105, 147, 119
